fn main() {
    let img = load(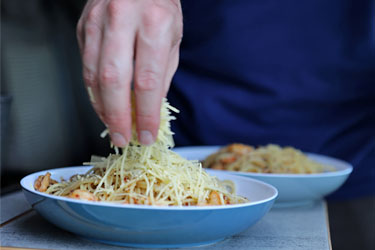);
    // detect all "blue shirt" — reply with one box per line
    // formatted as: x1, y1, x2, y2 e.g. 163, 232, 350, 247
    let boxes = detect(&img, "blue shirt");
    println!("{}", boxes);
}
168, 0, 375, 199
